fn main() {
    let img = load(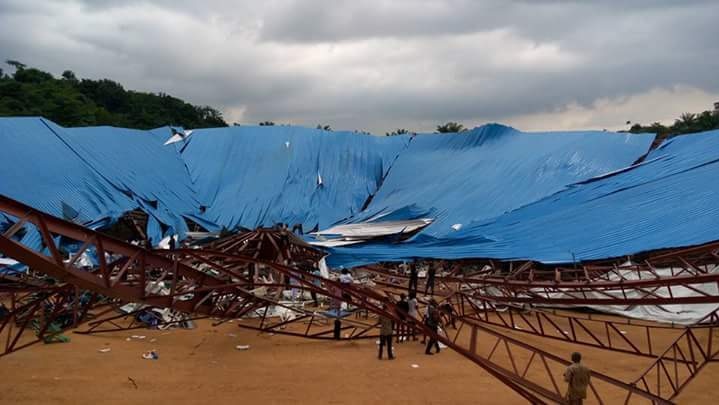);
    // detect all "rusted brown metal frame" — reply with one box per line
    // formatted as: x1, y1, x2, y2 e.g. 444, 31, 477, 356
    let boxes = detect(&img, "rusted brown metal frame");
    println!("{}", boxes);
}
0, 284, 98, 357
0, 195, 703, 403
74, 306, 208, 335
177, 249, 547, 403
458, 294, 690, 359
452, 315, 671, 404
360, 263, 719, 306
631, 325, 719, 401
183, 249, 675, 403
